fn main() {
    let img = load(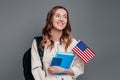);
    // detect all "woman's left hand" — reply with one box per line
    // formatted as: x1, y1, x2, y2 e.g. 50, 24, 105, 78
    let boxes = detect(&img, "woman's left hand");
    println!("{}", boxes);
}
48, 66, 65, 74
